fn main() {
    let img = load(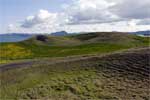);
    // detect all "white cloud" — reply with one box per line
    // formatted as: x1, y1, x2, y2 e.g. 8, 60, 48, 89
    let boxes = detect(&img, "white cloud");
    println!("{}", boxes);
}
137, 18, 150, 25
7, 0, 150, 33
110, 0, 150, 19
63, 21, 150, 33
65, 0, 120, 24
10, 9, 69, 33
21, 9, 59, 28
